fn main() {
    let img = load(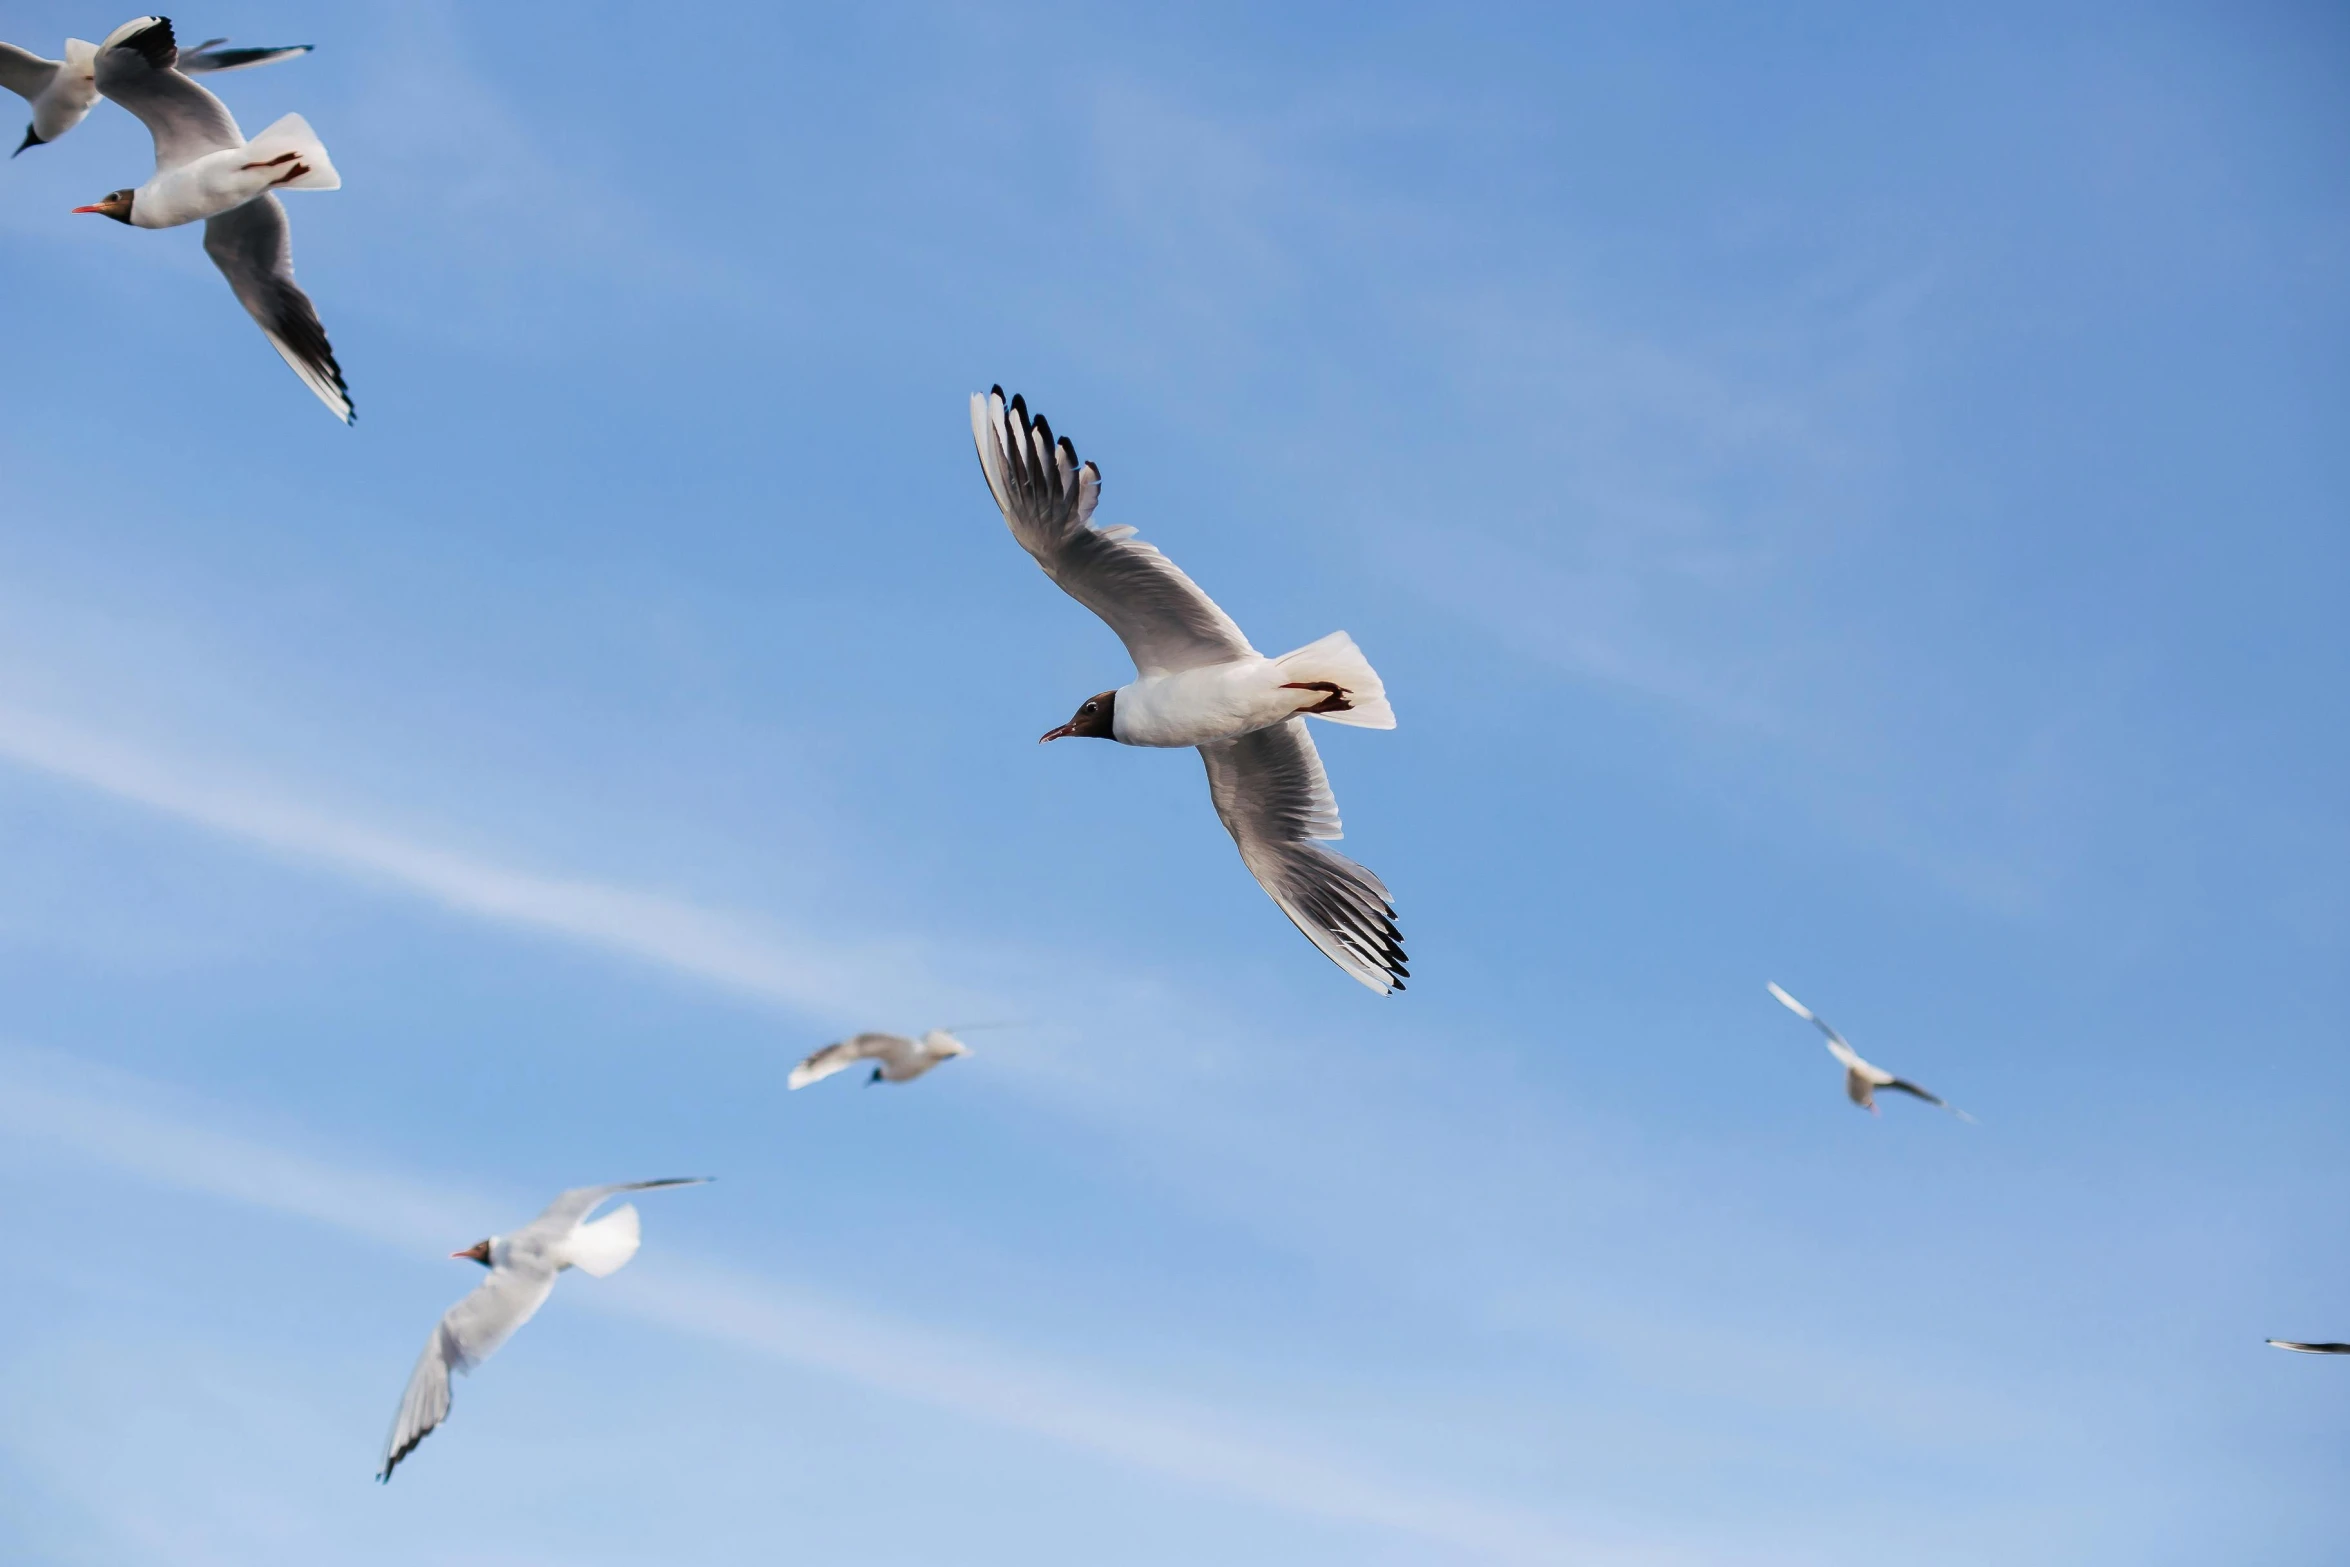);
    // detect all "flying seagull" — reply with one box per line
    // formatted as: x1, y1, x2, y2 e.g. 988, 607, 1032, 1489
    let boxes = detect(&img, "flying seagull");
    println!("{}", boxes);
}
971, 387, 1406, 994
379, 1177, 711, 1481
73, 17, 350, 422
1, 30, 304, 156
1766, 981, 1973, 1120
2266, 1339, 2350, 1355
789, 1029, 972, 1089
